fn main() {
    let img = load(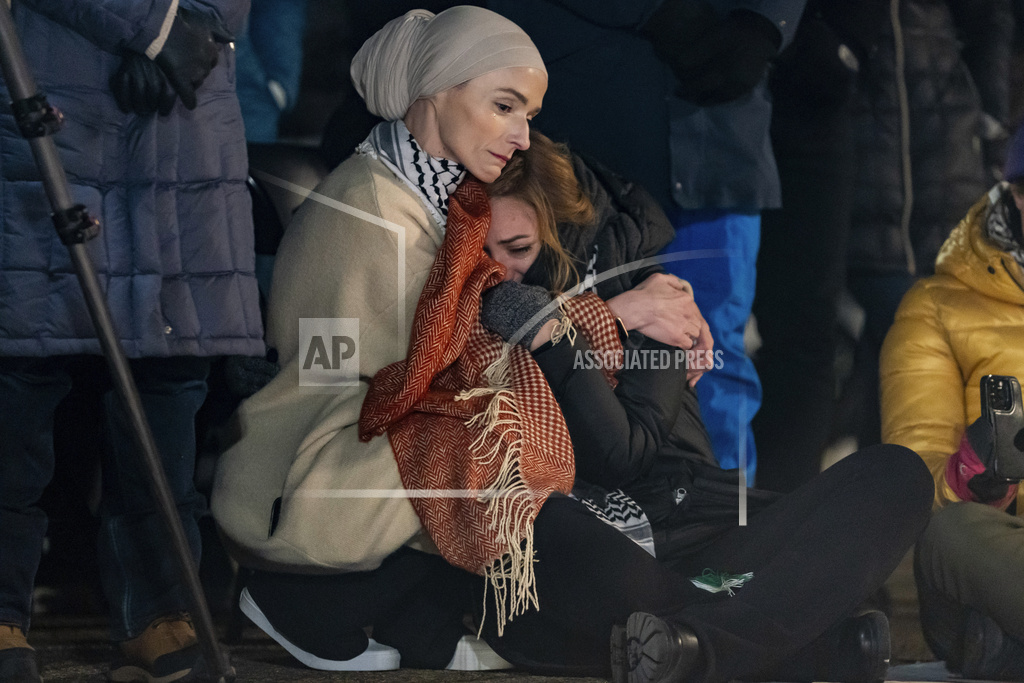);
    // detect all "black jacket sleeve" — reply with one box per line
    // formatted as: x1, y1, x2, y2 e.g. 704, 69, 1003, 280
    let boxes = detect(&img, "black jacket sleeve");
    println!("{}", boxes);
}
949, 0, 1014, 124
532, 331, 688, 490
571, 152, 675, 297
